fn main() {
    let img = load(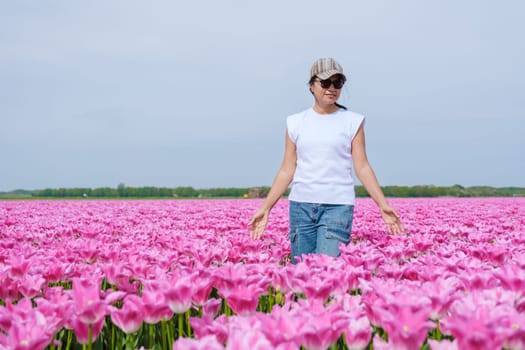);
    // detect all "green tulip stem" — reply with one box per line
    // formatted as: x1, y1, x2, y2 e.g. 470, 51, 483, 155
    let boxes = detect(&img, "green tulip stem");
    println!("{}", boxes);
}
88, 323, 93, 350
65, 330, 72, 350
161, 320, 168, 350
178, 313, 184, 338
149, 323, 154, 348
185, 310, 191, 337
111, 322, 115, 350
